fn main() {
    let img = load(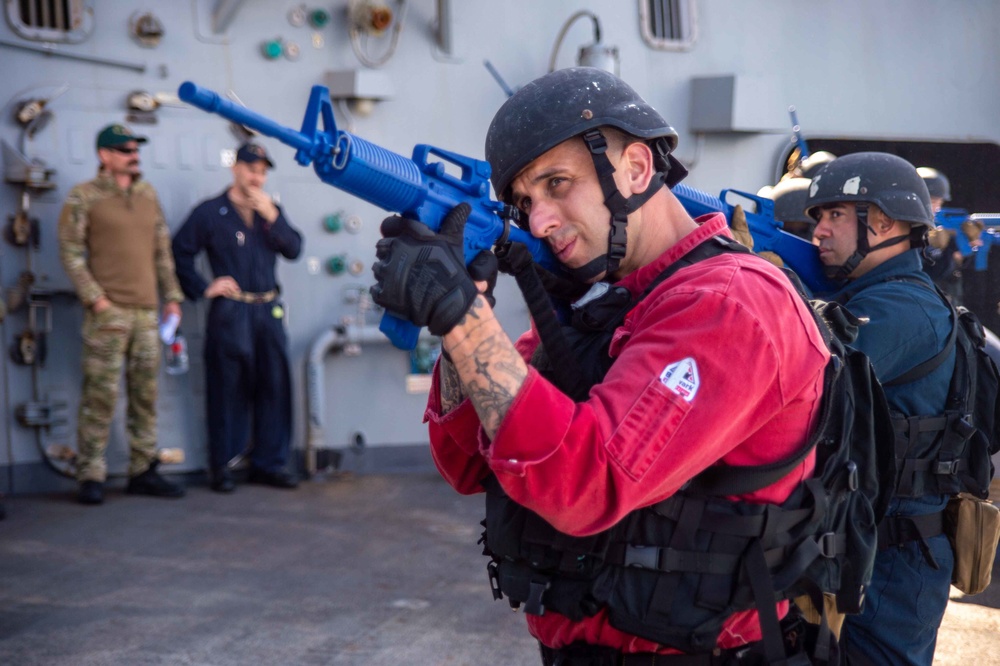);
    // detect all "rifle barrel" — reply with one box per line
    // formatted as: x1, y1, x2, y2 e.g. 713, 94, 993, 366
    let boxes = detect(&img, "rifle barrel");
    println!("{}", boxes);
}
178, 82, 315, 154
